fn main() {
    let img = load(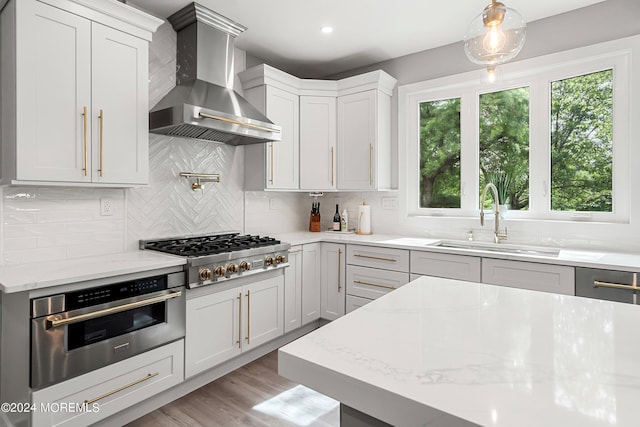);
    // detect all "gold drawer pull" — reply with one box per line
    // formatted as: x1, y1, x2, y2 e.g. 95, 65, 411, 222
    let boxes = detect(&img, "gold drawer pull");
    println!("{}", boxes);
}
353, 254, 397, 262
354, 280, 396, 290
84, 372, 159, 405
245, 290, 251, 344
82, 106, 88, 176
48, 291, 182, 328
594, 280, 639, 292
